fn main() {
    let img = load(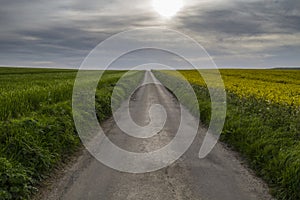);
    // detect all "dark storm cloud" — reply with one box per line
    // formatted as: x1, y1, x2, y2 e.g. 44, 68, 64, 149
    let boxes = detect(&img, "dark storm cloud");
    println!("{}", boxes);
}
0, 0, 299, 68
